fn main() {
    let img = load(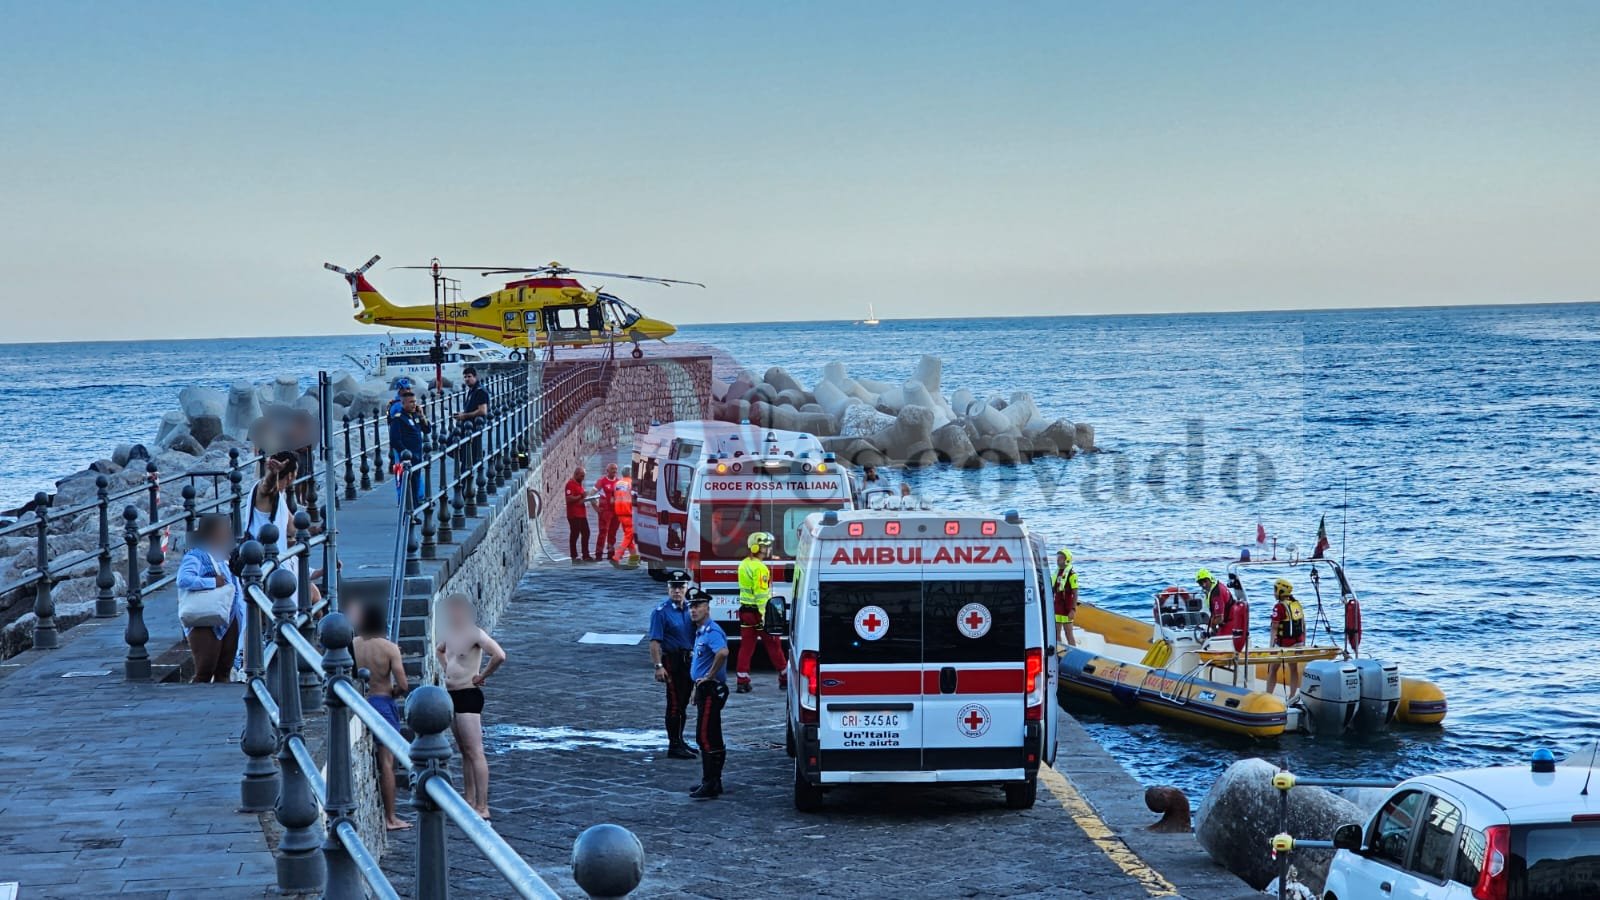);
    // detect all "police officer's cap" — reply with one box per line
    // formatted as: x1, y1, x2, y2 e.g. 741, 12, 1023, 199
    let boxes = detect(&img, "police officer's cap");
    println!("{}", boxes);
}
667, 570, 691, 587
687, 589, 712, 606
